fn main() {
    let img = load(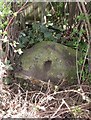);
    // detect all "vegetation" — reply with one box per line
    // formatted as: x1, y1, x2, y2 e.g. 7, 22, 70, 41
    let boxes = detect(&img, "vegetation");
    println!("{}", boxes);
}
0, 1, 91, 119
